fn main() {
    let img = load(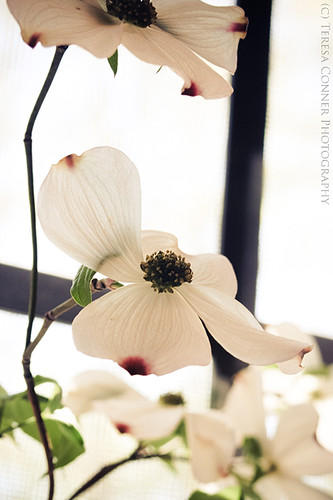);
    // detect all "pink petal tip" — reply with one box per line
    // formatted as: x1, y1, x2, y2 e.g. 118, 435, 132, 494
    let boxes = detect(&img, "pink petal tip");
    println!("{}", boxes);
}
115, 422, 130, 434
119, 356, 151, 376
28, 33, 41, 48
182, 82, 199, 97
228, 22, 248, 33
